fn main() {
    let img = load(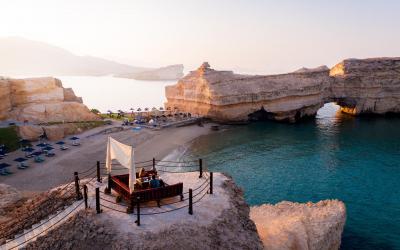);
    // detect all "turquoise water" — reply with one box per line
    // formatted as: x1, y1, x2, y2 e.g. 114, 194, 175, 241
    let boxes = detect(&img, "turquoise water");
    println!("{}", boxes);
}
184, 104, 400, 250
